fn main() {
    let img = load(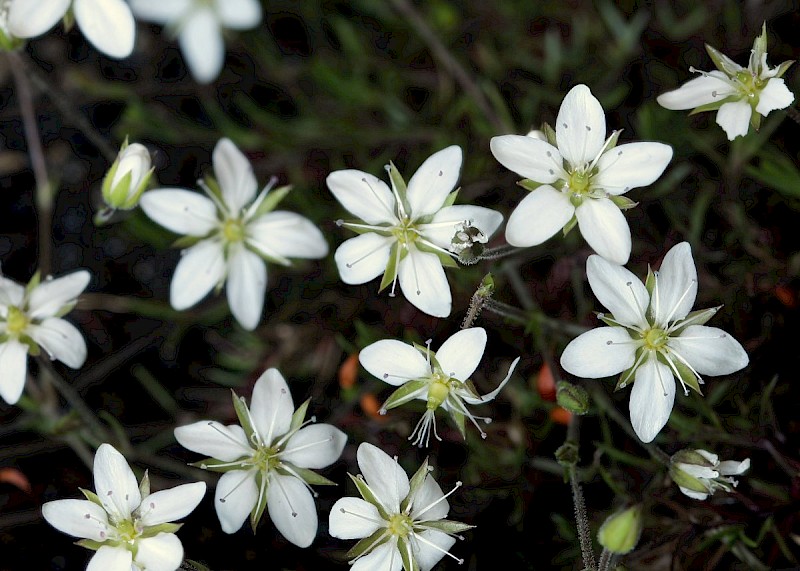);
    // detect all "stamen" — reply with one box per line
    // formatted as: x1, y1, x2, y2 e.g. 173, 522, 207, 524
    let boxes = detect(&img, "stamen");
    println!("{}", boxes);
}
408, 409, 441, 448
197, 178, 229, 216
661, 279, 697, 329
206, 421, 251, 449
344, 238, 391, 269
266, 388, 288, 445
382, 167, 407, 220
411, 530, 464, 564
277, 436, 334, 457
389, 240, 402, 297
337, 506, 386, 526
274, 416, 317, 449
445, 396, 488, 439
244, 176, 278, 219
662, 354, 691, 397
272, 473, 298, 517
278, 463, 320, 498
219, 471, 255, 503
413, 481, 463, 521
365, 174, 401, 221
